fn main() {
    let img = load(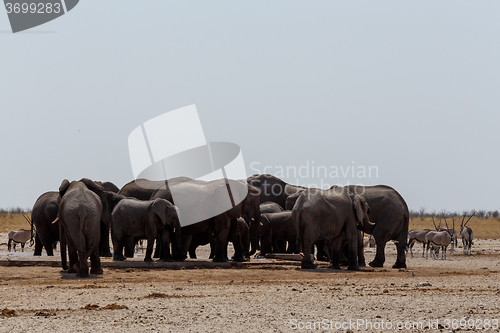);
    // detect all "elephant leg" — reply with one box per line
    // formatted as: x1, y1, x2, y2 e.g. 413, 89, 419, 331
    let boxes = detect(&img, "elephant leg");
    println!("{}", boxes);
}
99, 221, 112, 257
112, 233, 126, 261
357, 232, 366, 267
316, 241, 329, 262
34, 234, 43, 256
60, 224, 69, 271
392, 232, 408, 269
209, 236, 216, 259
124, 237, 135, 258
160, 229, 173, 262
212, 218, 230, 262
153, 234, 162, 259
369, 230, 388, 268
231, 230, 245, 262
300, 229, 316, 269
260, 231, 272, 256
144, 236, 155, 262
286, 237, 295, 254
277, 240, 286, 253
174, 233, 191, 261
339, 243, 349, 266
345, 223, 360, 271
90, 248, 103, 274
76, 251, 89, 278
188, 244, 197, 259
329, 238, 342, 269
